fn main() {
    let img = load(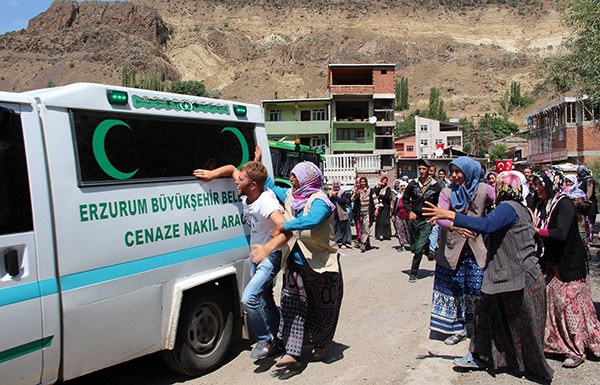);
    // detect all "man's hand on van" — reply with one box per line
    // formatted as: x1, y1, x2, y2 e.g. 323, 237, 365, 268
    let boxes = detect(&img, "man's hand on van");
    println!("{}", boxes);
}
194, 165, 238, 181
193, 169, 218, 181
254, 146, 263, 162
